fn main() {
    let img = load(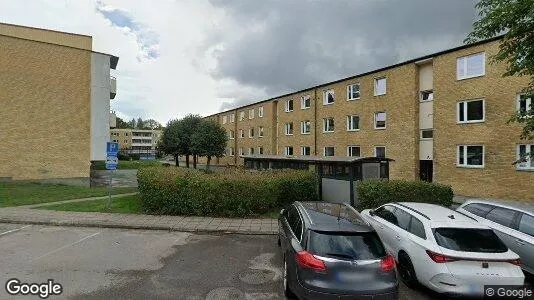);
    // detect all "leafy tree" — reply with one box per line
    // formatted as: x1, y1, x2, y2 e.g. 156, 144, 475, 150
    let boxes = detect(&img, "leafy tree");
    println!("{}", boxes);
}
175, 114, 203, 168
191, 120, 228, 170
115, 116, 129, 129
144, 118, 163, 130
465, 0, 534, 162
136, 117, 144, 129
159, 119, 181, 166
127, 118, 136, 129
